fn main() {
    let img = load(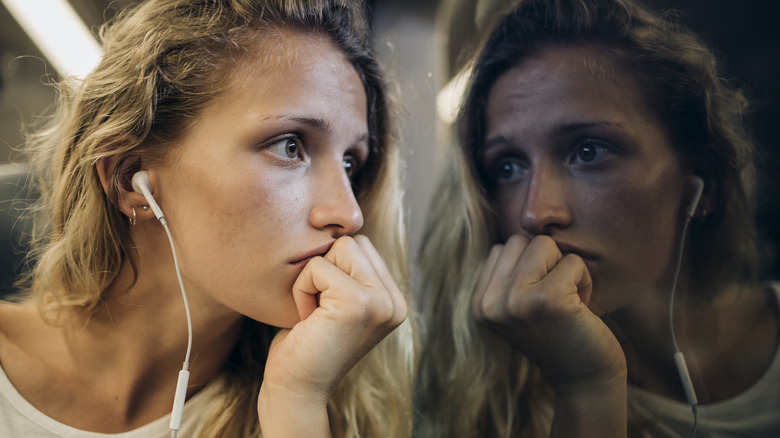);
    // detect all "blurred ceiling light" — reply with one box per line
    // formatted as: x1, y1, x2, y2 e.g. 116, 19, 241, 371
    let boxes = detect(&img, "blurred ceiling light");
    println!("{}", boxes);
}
1, 0, 102, 78
436, 65, 472, 125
